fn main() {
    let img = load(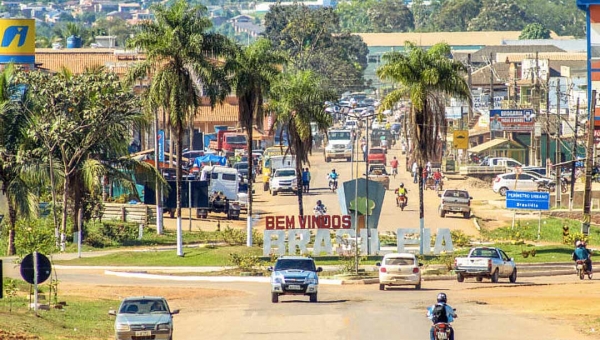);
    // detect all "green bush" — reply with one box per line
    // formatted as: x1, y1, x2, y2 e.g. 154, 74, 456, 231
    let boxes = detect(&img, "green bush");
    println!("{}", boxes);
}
219, 226, 246, 246
229, 253, 263, 272
14, 218, 57, 257
451, 230, 472, 248
83, 221, 138, 247
564, 232, 590, 246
